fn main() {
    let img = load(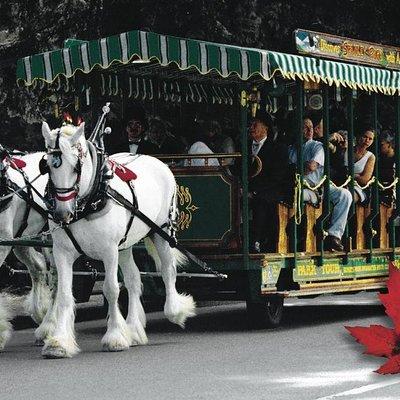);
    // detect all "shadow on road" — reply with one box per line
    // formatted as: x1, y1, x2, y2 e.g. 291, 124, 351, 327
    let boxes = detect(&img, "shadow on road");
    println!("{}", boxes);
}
13, 301, 386, 335
145, 303, 386, 333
